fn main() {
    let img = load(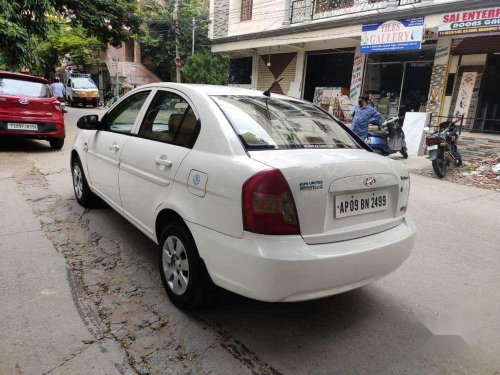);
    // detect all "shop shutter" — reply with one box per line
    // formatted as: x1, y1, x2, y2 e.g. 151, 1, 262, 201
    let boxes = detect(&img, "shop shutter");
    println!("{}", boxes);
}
257, 53, 297, 95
